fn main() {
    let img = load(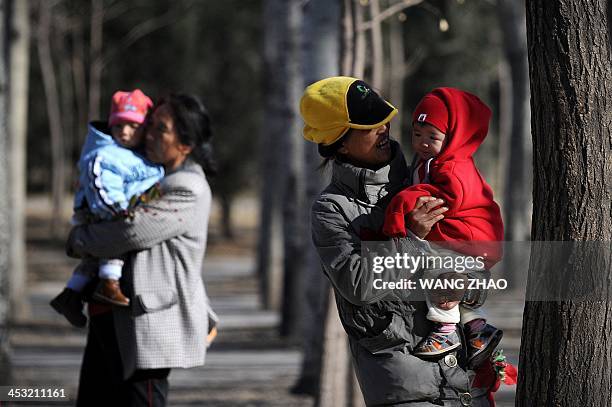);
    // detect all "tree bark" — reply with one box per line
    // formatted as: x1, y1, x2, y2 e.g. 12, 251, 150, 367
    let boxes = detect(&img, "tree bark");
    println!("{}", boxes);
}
518, 1, 612, 405
53, 7, 77, 187
278, 0, 305, 338
388, 15, 404, 144
7, 0, 30, 320
294, 0, 352, 404
353, 0, 365, 78
497, 0, 531, 289
368, 0, 383, 90
0, 0, 13, 384
341, 0, 354, 76
219, 193, 234, 239
71, 20, 88, 144
36, 0, 65, 238
88, 0, 103, 120
258, 0, 301, 311
317, 290, 351, 407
